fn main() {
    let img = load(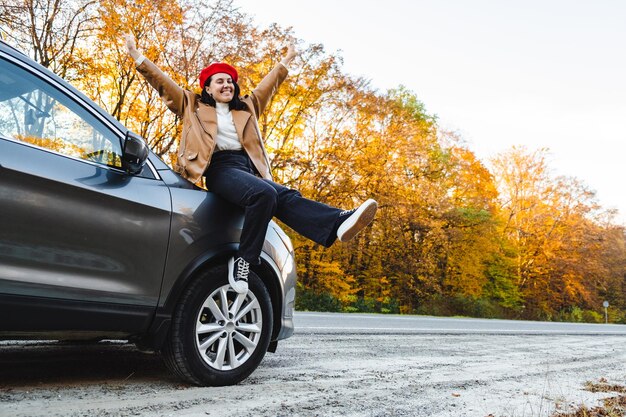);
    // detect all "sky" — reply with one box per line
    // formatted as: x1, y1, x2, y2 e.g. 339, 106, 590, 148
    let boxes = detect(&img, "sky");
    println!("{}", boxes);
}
234, 0, 626, 225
